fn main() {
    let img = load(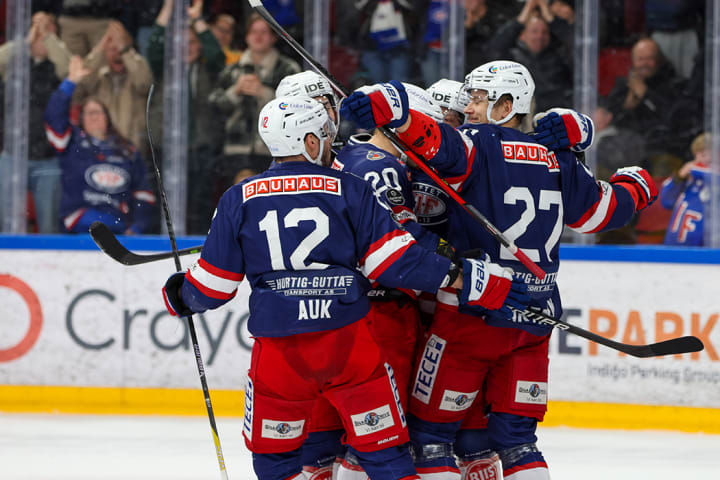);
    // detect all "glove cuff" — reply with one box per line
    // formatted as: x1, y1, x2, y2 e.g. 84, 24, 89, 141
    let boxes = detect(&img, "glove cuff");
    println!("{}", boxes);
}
163, 272, 193, 317
396, 109, 442, 159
